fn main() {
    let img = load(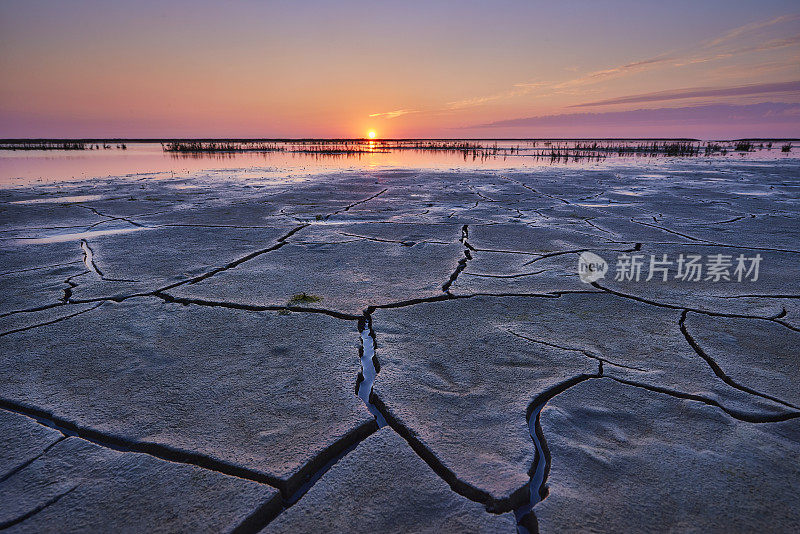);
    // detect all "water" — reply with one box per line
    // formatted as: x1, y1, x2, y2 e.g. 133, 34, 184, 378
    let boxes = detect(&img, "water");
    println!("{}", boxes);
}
357, 322, 387, 427
1, 140, 794, 187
